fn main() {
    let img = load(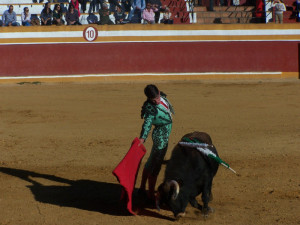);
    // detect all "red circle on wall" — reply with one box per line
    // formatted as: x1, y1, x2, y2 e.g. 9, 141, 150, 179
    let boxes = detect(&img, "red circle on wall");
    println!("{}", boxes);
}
83, 26, 98, 42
